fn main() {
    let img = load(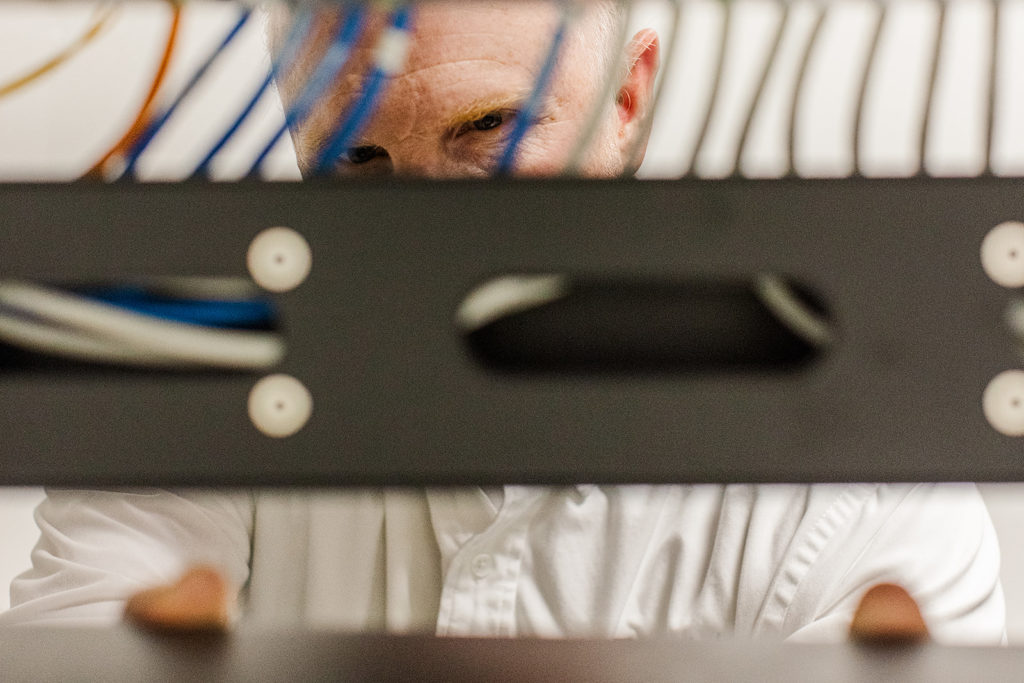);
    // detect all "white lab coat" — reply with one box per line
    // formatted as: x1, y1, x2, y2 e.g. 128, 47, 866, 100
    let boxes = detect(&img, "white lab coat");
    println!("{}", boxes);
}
2, 483, 1005, 643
